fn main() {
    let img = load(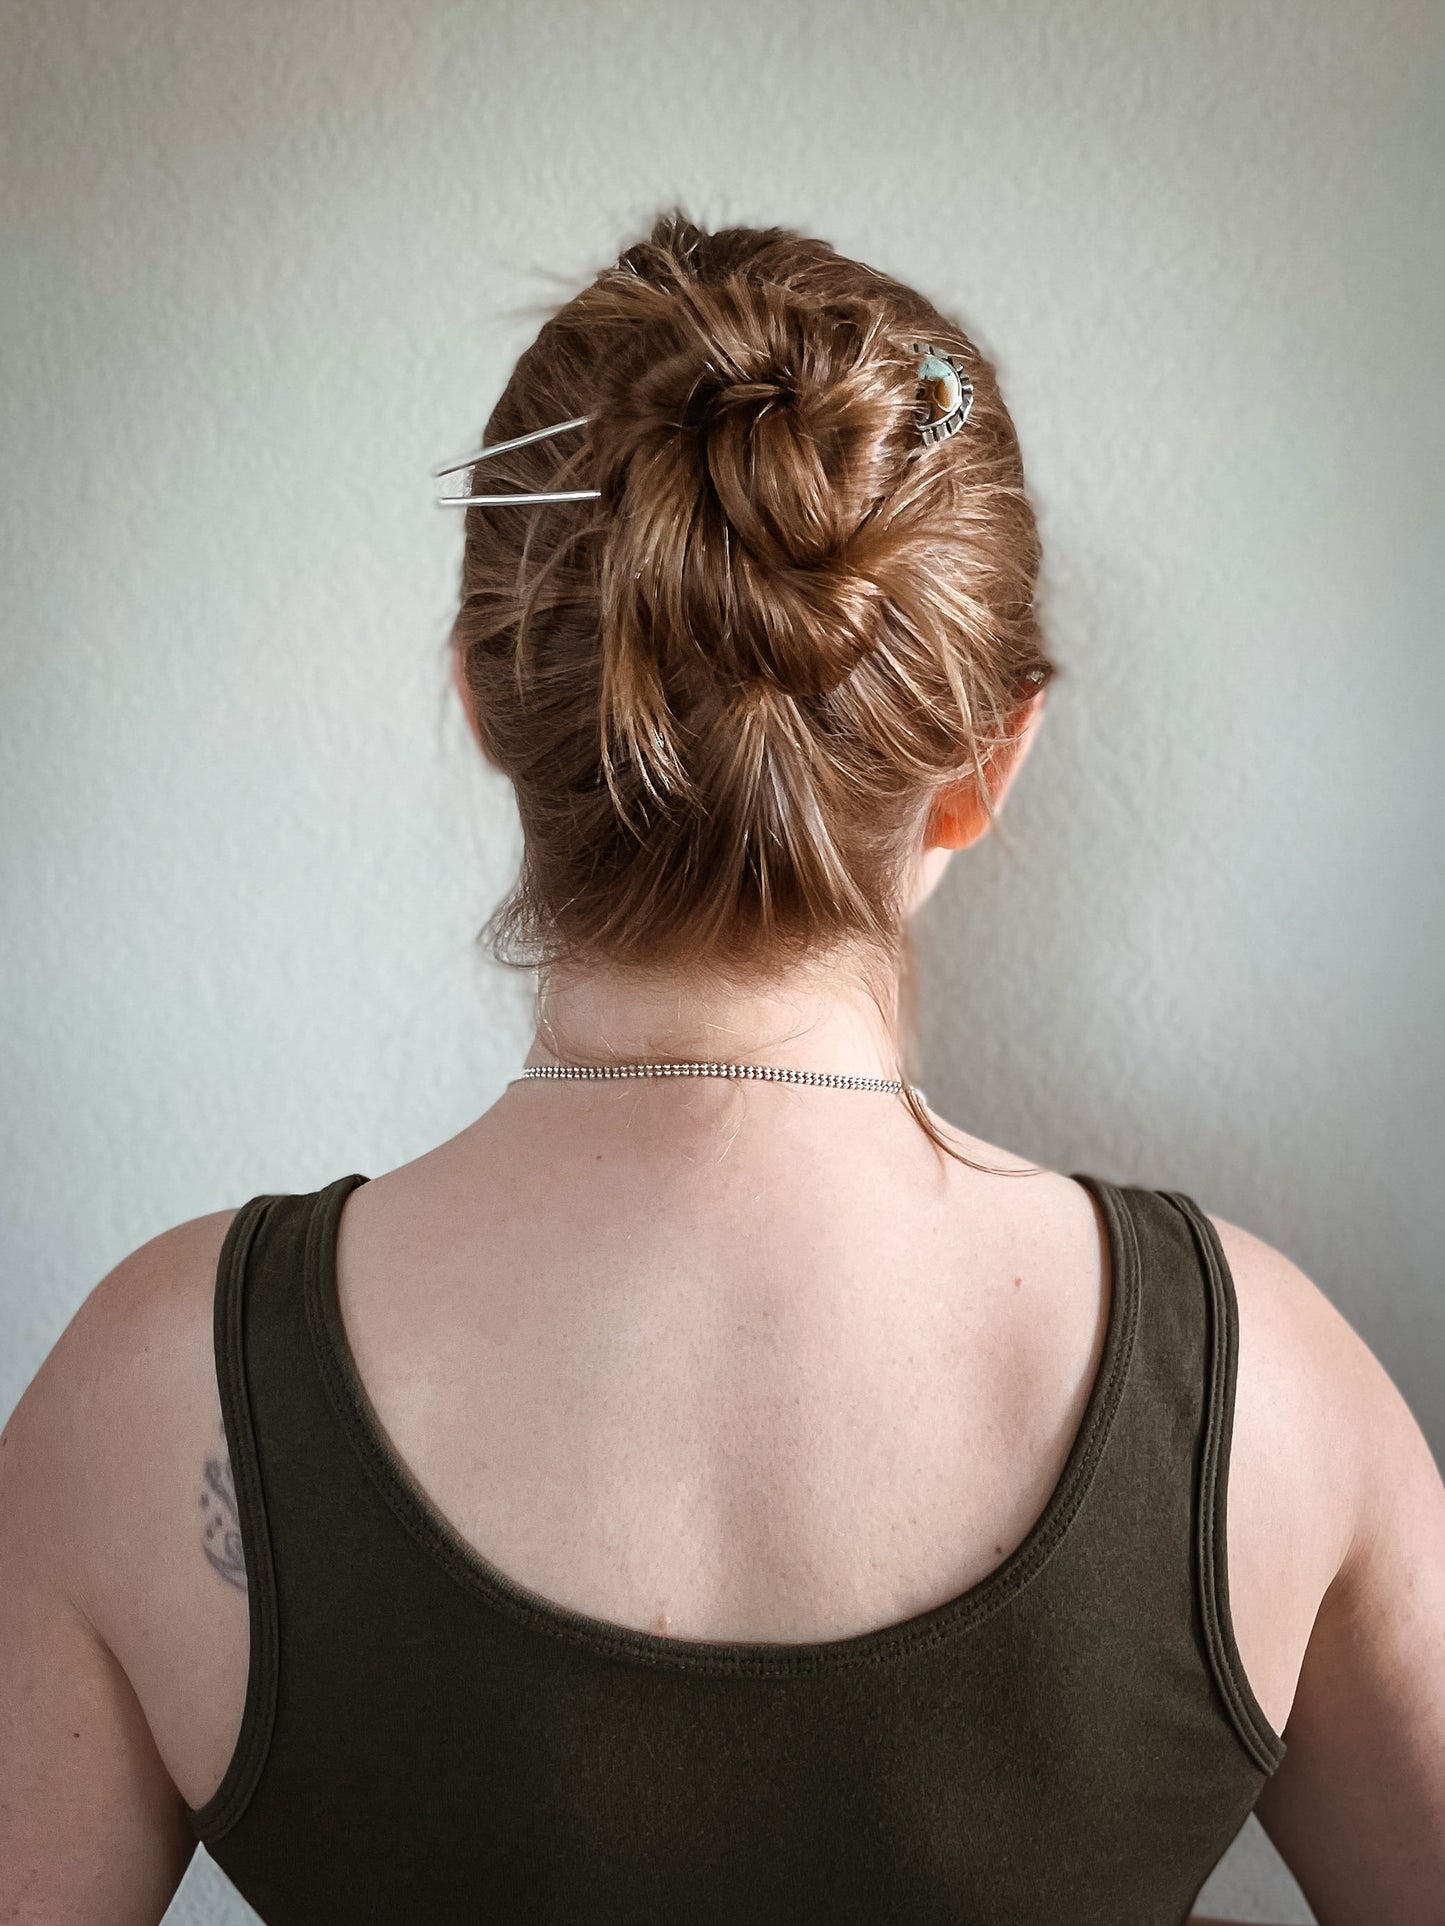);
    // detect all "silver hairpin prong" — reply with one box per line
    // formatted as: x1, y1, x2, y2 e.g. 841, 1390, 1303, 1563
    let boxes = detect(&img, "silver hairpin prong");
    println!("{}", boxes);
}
431, 414, 593, 480
435, 486, 602, 507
